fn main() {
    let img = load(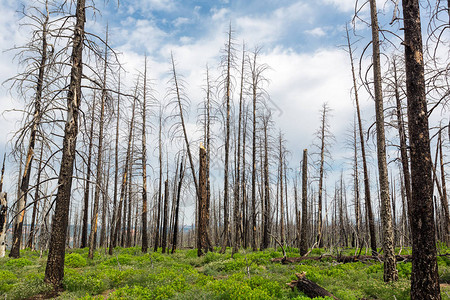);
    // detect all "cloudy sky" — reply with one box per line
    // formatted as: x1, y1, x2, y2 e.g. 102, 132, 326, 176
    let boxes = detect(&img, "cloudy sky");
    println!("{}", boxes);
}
0, 0, 414, 218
